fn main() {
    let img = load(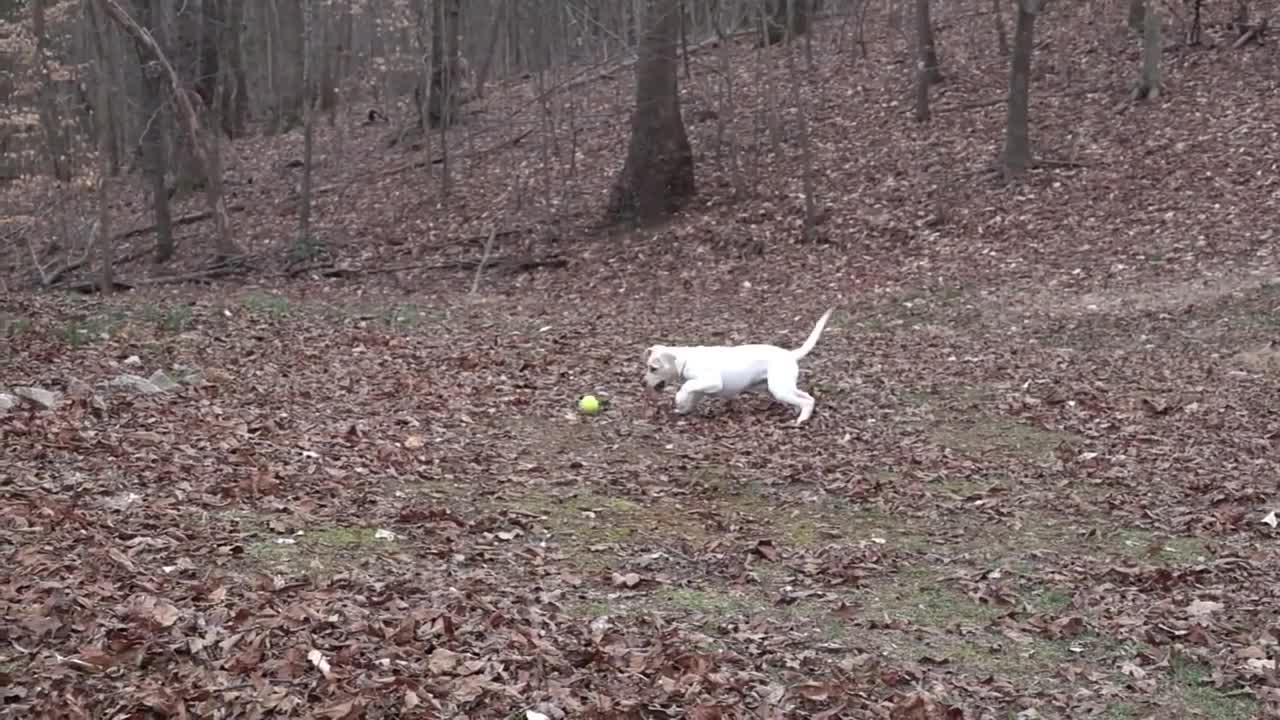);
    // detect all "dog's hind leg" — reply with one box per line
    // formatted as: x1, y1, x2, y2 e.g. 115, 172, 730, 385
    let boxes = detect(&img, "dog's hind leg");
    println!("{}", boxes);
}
766, 364, 817, 425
